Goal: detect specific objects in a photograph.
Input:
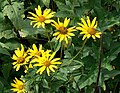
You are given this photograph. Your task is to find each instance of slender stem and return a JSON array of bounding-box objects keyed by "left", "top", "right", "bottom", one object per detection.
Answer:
[
  {"left": 69, "top": 38, "right": 87, "bottom": 62},
  {"left": 94, "top": 33, "right": 103, "bottom": 93},
  {"left": 60, "top": 41, "right": 63, "bottom": 58},
  {"left": 46, "top": 30, "right": 52, "bottom": 51}
]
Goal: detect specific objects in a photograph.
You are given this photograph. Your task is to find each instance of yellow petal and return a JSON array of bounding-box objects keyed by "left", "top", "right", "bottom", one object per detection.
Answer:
[
  {"left": 43, "top": 9, "right": 51, "bottom": 16},
  {"left": 50, "top": 65, "right": 58, "bottom": 69},
  {"left": 92, "top": 35, "right": 96, "bottom": 39},
  {"left": 82, "top": 35, "right": 87, "bottom": 40},
  {"left": 53, "top": 32, "right": 60, "bottom": 36},
  {"left": 30, "top": 21, "right": 37, "bottom": 25},
  {"left": 51, "top": 61, "right": 62, "bottom": 64},
  {"left": 41, "top": 22, "right": 45, "bottom": 28},
  {"left": 64, "top": 17, "right": 70, "bottom": 27},
  {"left": 12, "top": 54, "right": 17, "bottom": 60},
  {"left": 95, "top": 34, "right": 100, "bottom": 38},
  {"left": 59, "top": 35, "right": 64, "bottom": 42},
  {"left": 67, "top": 26, "right": 76, "bottom": 32},
  {"left": 64, "top": 36, "right": 68, "bottom": 44},
  {"left": 87, "top": 16, "right": 91, "bottom": 27},
  {"left": 51, "top": 58, "right": 60, "bottom": 62},
  {"left": 76, "top": 27, "right": 87, "bottom": 32},
  {"left": 94, "top": 21, "right": 98, "bottom": 28},
  {"left": 81, "top": 18, "right": 88, "bottom": 27},
  {"left": 27, "top": 17, "right": 37, "bottom": 20},
  {"left": 32, "top": 44, "right": 38, "bottom": 52},
  {"left": 28, "top": 12, "right": 38, "bottom": 18},
  {"left": 91, "top": 17, "right": 97, "bottom": 27},
  {"left": 56, "top": 34, "right": 61, "bottom": 40},
  {"left": 67, "top": 33, "right": 75, "bottom": 36},
  {"left": 49, "top": 52, "right": 56, "bottom": 61},
  {"left": 45, "top": 12, "right": 55, "bottom": 19},
  {"left": 44, "top": 19, "right": 54, "bottom": 23},
  {"left": 49, "top": 65, "right": 55, "bottom": 72},
  {"left": 16, "top": 65, "right": 20, "bottom": 71},
  {"left": 35, "top": 5, "right": 42, "bottom": 16},
  {"left": 86, "top": 34, "right": 91, "bottom": 38},
  {"left": 47, "top": 67, "right": 50, "bottom": 76}
]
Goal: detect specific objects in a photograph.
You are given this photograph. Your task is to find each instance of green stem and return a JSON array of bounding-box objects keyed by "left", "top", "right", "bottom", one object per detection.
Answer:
[
  {"left": 94, "top": 33, "right": 103, "bottom": 93},
  {"left": 46, "top": 30, "right": 52, "bottom": 51},
  {"left": 60, "top": 41, "right": 64, "bottom": 58},
  {"left": 69, "top": 38, "right": 87, "bottom": 62}
]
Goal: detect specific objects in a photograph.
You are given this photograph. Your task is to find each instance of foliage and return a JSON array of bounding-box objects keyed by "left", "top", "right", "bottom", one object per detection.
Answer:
[{"left": 0, "top": 0, "right": 120, "bottom": 93}]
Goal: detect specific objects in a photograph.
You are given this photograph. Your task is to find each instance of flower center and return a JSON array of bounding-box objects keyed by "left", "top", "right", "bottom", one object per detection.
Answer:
[
  {"left": 44, "top": 60, "right": 51, "bottom": 67},
  {"left": 88, "top": 28, "right": 96, "bottom": 35},
  {"left": 17, "top": 57, "right": 25, "bottom": 64},
  {"left": 18, "top": 85, "right": 23, "bottom": 90},
  {"left": 35, "top": 51, "right": 42, "bottom": 57},
  {"left": 59, "top": 26, "right": 68, "bottom": 34},
  {"left": 38, "top": 16, "right": 45, "bottom": 22}
]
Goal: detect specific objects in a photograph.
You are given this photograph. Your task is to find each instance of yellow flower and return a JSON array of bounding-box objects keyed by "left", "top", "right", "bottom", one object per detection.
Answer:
[
  {"left": 28, "top": 44, "right": 44, "bottom": 58},
  {"left": 34, "top": 52, "right": 62, "bottom": 76},
  {"left": 12, "top": 44, "right": 30, "bottom": 71},
  {"left": 27, "top": 5, "right": 55, "bottom": 28},
  {"left": 76, "top": 16, "right": 102, "bottom": 40},
  {"left": 11, "top": 77, "right": 26, "bottom": 93},
  {"left": 52, "top": 17, "right": 76, "bottom": 44}
]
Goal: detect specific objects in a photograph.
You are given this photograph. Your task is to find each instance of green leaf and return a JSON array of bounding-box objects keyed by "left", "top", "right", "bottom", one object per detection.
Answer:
[
  {"left": 2, "top": 1, "right": 24, "bottom": 29},
  {"left": 2, "top": 63, "right": 12, "bottom": 80},
  {"left": 78, "top": 69, "right": 97, "bottom": 89},
  {"left": 42, "top": 0, "right": 50, "bottom": 8},
  {"left": 0, "top": 30, "right": 15, "bottom": 39},
  {"left": 42, "top": 79, "right": 49, "bottom": 89},
  {"left": 0, "top": 46, "right": 10, "bottom": 56},
  {"left": 20, "top": 20, "right": 46, "bottom": 37},
  {"left": 103, "top": 69, "right": 120, "bottom": 80}
]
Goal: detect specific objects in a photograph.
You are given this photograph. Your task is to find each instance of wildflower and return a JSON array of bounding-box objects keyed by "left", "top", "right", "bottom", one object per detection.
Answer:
[
  {"left": 34, "top": 52, "right": 62, "bottom": 76},
  {"left": 27, "top": 5, "right": 55, "bottom": 28},
  {"left": 11, "top": 77, "right": 26, "bottom": 93},
  {"left": 76, "top": 16, "right": 102, "bottom": 40},
  {"left": 12, "top": 44, "right": 30, "bottom": 71},
  {"left": 28, "top": 44, "right": 44, "bottom": 58},
  {"left": 52, "top": 17, "right": 76, "bottom": 44}
]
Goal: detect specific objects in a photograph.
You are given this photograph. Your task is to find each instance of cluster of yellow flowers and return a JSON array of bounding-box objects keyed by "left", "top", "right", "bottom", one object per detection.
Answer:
[
  {"left": 11, "top": 44, "right": 62, "bottom": 93},
  {"left": 27, "top": 5, "right": 102, "bottom": 43},
  {"left": 11, "top": 5, "right": 102, "bottom": 93},
  {"left": 12, "top": 44, "right": 62, "bottom": 76}
]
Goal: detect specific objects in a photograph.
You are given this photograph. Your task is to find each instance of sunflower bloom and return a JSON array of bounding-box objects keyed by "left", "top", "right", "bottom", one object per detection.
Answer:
[
  {"left": 34, "top": 52, "right": 62, "bottom": 76},
  {"left": 11, "top": 77, "right": 26, "bottom": 93},
  {"left": 52, "top": 17, "right": 76, "bottom": 44},
  {"left": 27, "top": 5, "right": 55, "bottom": 28},
  {"left": 12, "top": 44, "right": 30, "bottom": 71},
  {"left": 76, "top": 16, "right": 102, "bottom": 40}
]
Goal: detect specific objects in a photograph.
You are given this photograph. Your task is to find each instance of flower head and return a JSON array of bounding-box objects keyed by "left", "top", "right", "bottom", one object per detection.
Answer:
[
  {"left": 28, "top": 44, "right": 44, "bottom": 58},
  {"left": 52, "top": 17, "right": 76, "bottom": 44},
  {"left": 11, "top": 77, "right": 26, "bottom": 93},
  {"left": 12, "top": 44, "right": 30, "bottom": 71},
  {"left": 76, "top": 16, "right": 102, "bottom": 40},
  {"left": 34, "top": 52, "right": 62, "bottom": 76},
  {"left": 27, "top": 5, "right": 55, "bottom": 28}
]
